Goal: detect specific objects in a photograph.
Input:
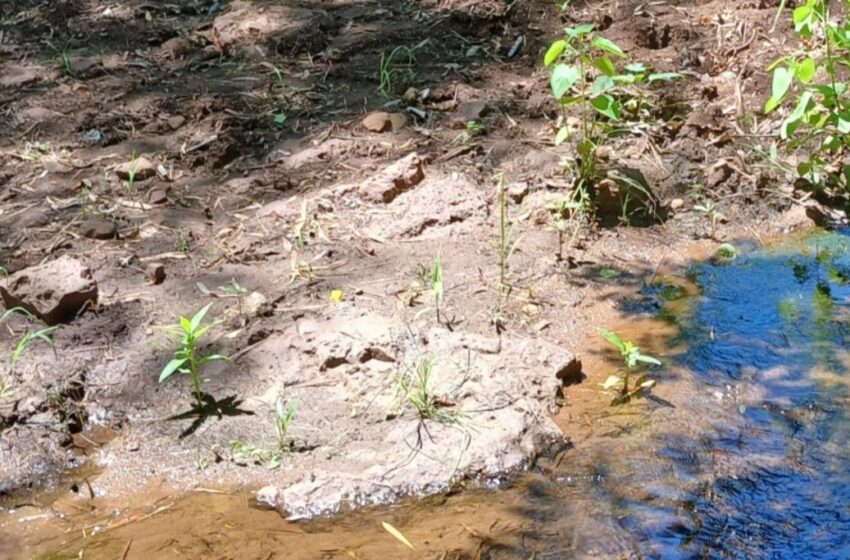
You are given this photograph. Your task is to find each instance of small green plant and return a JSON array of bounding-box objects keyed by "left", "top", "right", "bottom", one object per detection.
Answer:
[
  {"left": 379, "top": 45, "right": 415, "bottom": 98},
  {"left": 431, "top": 251, "right": 444, "bottom": 324},
  {"left": 694, "top": 200, "right": 719, "bottom": 239},
  {"left": 1, "top": 308, "right": 58, "bottom": 373},
  {"left": 543, "top": 24, "right": 680, "bottom": 198},
  {"left": 466, "top": 120, "right": 486, "bottom": 136},
  {"left": 229, "top": 440, "right": 281, "bottom": 470},
  {"left": 598, "top": 328, "right": 660, "bottom": 404},
  {"left": 176, "top": 230, "right": 190, "bottom": 253},
  {"left": 46, "top": 41, "right": 74, "bottom": 77},
  {"left": 273, "top": 396, "right": 297, "bottom": 450},
  {"left": 395, "top": 357, "right": 459, "bottom": 424},
  {"left": 546, "top": 198, "right": 582, "bottom": 262},
  {"left": 159, "top": 303, "right": 226, "bottom": 408},
  {"left": 763, "top": 0, "right": 850, "bottom": 190},
  {"left": 220, "top": 279, "right": 247, "bottom": 316},
  {"left": 272, "top": 66, "right": 285, "bottom": 90}
]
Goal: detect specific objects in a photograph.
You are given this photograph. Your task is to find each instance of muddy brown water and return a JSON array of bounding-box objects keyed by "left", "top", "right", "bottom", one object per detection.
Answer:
[{"left": 6, "top": 230, "right": 850, "bottom": 559}]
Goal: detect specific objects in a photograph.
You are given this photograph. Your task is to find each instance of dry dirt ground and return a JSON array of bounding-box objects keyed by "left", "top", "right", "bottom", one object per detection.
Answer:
[{"left": 0, "top": 0, "right": 826, "bottom": 550}]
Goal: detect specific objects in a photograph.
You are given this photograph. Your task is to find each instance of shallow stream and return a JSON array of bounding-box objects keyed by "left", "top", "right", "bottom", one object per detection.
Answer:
[{"left": 7, "top": 230, "right": 850, "bottom": 559}]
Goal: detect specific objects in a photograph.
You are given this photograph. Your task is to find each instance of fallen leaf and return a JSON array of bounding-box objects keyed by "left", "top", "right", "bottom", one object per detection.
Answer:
[{"left": 382, "top": 521, "right": 414, "bottom": 550}]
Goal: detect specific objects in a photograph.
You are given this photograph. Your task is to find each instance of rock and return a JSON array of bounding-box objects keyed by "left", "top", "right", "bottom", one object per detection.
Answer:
[
  {"left": 402, "top": 87, "right": 418, "bottom": 104},
  {"left": 707, "top": 160, "right": 733, "bottom": 189},
  {"left": 0, "top": 256, "right": 98, "bottom": 325},
  {"left": 595, "top": 167, "right": 664, "bottom": 226},
  {"left": 358, "top": 153, "right": 425, "bottom": 203},
  {"left": 167, "top": 116, "right": 186, "bottom": 130},
  {"left": 669, "top": 198, "right": 684, "bottom": 211},
  {"left": 145, "top": 263, "right": 166, "bottom": 285},
  {"left": 451, "top": 101, "right": 489, "bottom": 128},
  {"left": 115, "top": 157, "right": 156, "bottom": 181},
  {"left": 145, "top": 188, "right": 168, "bottom": 205},
  {"left": 80, "top": 218, "right": 117, "bottom": 240},
  {"left": 254, "top": 485, "right": 281, "bottom": 511},
  {"left": 0, "top": 65, "right": 40, "bottom": 88},
  {"left": 212, "top": 0, "right": 319, "bottom": 49},
  {"left": 507, "top": 181, "right": 529, "bottom": 203},
  {"left": 555, "top": 356, "right": 584, "bottom": 386},
  {"left": 361, "top": 112, "right": 406, "bottom": 133}
]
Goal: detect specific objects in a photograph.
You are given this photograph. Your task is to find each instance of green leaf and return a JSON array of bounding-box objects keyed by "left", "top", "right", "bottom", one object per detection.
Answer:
[
  {"left": 554, "top": 126, "right": 569, "bottom": 146},
  {"left": 190, "top": 303, "right": 213, "bottom": 332},
  {"left": 550, "top": 64, "right": 581, "bottom": 100},
  {"left": 770, "top": 66, "right": 794, "bottom": 106},
  {"left": 590, "top": 75, "right": 615, "bottom": 96},
  {"left": 179, "top": 316, "right": 192, "bottom": 333},
  {"left": 200, "top": 353, "right": 227, "bottom": 364},
  {"left": 598, "top": 268, "right": 621, "bottom": 279},
  {"left": 635, "top": 354, "right": 662, "bottom": 366},
  {"left": 625, "top": 62, "right": 647, "bottom": 74},
  {"left": 591, "top": 36, "right": 625, "bottom": 58},
  {"left": 592, "top": 56, "right": 616, "bottom": 77},
  {"left": 597, "top": 328, "right": 625, "bottom": 352},
  {"left": 544, "top": 40, "right": 567, "bottom": 66},
  {"left": 781, "top": 90, "right": 812, "bottom": 139},
  {"left": 603, "top": 375, "right": 622, "bottom": 389},
  {"left": 795, "top": 57, "right": 816, "bottom": 83},
  {"left": 160, "top": 357, "right": 188, "bottom": 382},
  {"left": 764, "top": 95, "right": 781, "bottom": 114},
  {"left": 565, "top": 23, "right": 594, "bottom": 38},
  {"left": 591, "top": 94, "right": 621, "bottom": 120}
]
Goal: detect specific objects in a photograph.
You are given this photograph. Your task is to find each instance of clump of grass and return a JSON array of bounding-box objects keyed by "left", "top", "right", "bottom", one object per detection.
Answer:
[
  {"left": 395, "top": 357, "right": 460, "bottom": 425},
  {"left": 274, "top": 396, "right": 297, "bottom": 450},
  {"left": 158, "top": 303, "right": 226, "bottom": 408},
  {"left": 45, "top": 41, "right": 74, "bottom": 77},
  {"left": 0, "top": 307, "right": 58, "bottom": 394},
  {"left": 378, "top": 45, "right": 417, "bottom": 97}
]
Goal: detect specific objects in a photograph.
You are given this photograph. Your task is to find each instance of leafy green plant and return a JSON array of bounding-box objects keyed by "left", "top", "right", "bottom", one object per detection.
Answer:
[
  {"left": 395, "top": 357, "right": 459, "bottom": 424},
  {"left": 466, "top": 120, "right": 486, "bottom": 136},
  {"left": 598, "top": 328, "right": 660, "bottom": 403},
  {"left": 763, "top": 0, "right": 850, "bottom": 190},
  {"left": 379, "top": 46, "right": 415, "bottom": 98},
  {"left": 694, "top": 200, "right": 719, "bottom": 239},
  {"left": 715, "top": 242, "right": 738, "bottom": 261},
  {"left": 543, "top": 24, "right": 680, "bottom": 202},
  {"left": 274, "top": 396, "right": 297, "bottom": 450},
  {"left": 159, "top": 303, "right": 226, "bottom": 408},
  {"left": 220, "top": 279, "right": 247, "bottom": 316},
  {"left": 229, "top": 440, "right": 281, "bottom": 470}
]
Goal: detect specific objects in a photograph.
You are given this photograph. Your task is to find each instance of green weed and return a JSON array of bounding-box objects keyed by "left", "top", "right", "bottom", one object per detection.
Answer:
[
  {"left": 45, "top": 41, "right": 74, "bottom": 77},
  {"left": 764, "top": 0, "right": 850, "bottom": 190},
  {"left": 159, "top": 303, "right": 226, "bottom": 408},
  {"left": 379, "top": 46, "right": 415, "bottom": 98},
  {"left": 0, "top": 307, "right": 58, "bottom": 393},
  {"left": 694, "top": 200, "right": 719, "bottom": 239},
  {"left": 274, "top": 396, "right": 297, "bottom": 450},
  {"left": 395, "top": 357, "right": 460, "bottom": 425},
  {"left": 598, "top": 328, "right": 660, "bottom": 404},
  {"left": 431, "top": 252, "right": 444, "bottom": 324}
]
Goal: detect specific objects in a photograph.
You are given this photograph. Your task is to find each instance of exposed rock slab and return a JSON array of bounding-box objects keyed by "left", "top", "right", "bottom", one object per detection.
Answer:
[
  {"left": 243, "top": 310, "right": 581, "bottom": 519},
  {"left": 0, "top": 256, "right": 98, "bottom": 325}
]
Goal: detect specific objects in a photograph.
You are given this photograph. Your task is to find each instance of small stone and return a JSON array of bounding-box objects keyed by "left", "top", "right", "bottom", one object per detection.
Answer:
[
  {"left": 80, "top": 218, "right": 117, "bottom": 240},
  {"left": 452, "top": 101, "right": 489, "bottom": 128},
  {"left": 115, "top": 157, "right": 156, "bottom": 181},
  {"left": 167, "top": 115, "right": 186, "bottom": 130},
  {"left": 358, "top": 153, "right": 425, "bottom": 203},
  {"left": 507, "top": 181, "right": 529, "bottom": 203},
  {"left": 0, "top": 256, "right": 98, "bottom": 325},
  {"left": 402, "top": 87, "right": 417, "bottom": 104},
  {"left": 254, "top": 485, "right": 281, "bottom": 511},
  {"left": 145, "top": 188, "right": 168, "bottom": 205},
  {"left": 362, "top": 112, "right": 392, "bottom": 132},
  {"left": 669, "top": 198, "right": 684, "bottom": 211},
  {"left": 361, "top": 112, "right": 406, "bottom": 133},
  {"left": 145, "top": 263, "right": 166, "bottom": 285}
]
